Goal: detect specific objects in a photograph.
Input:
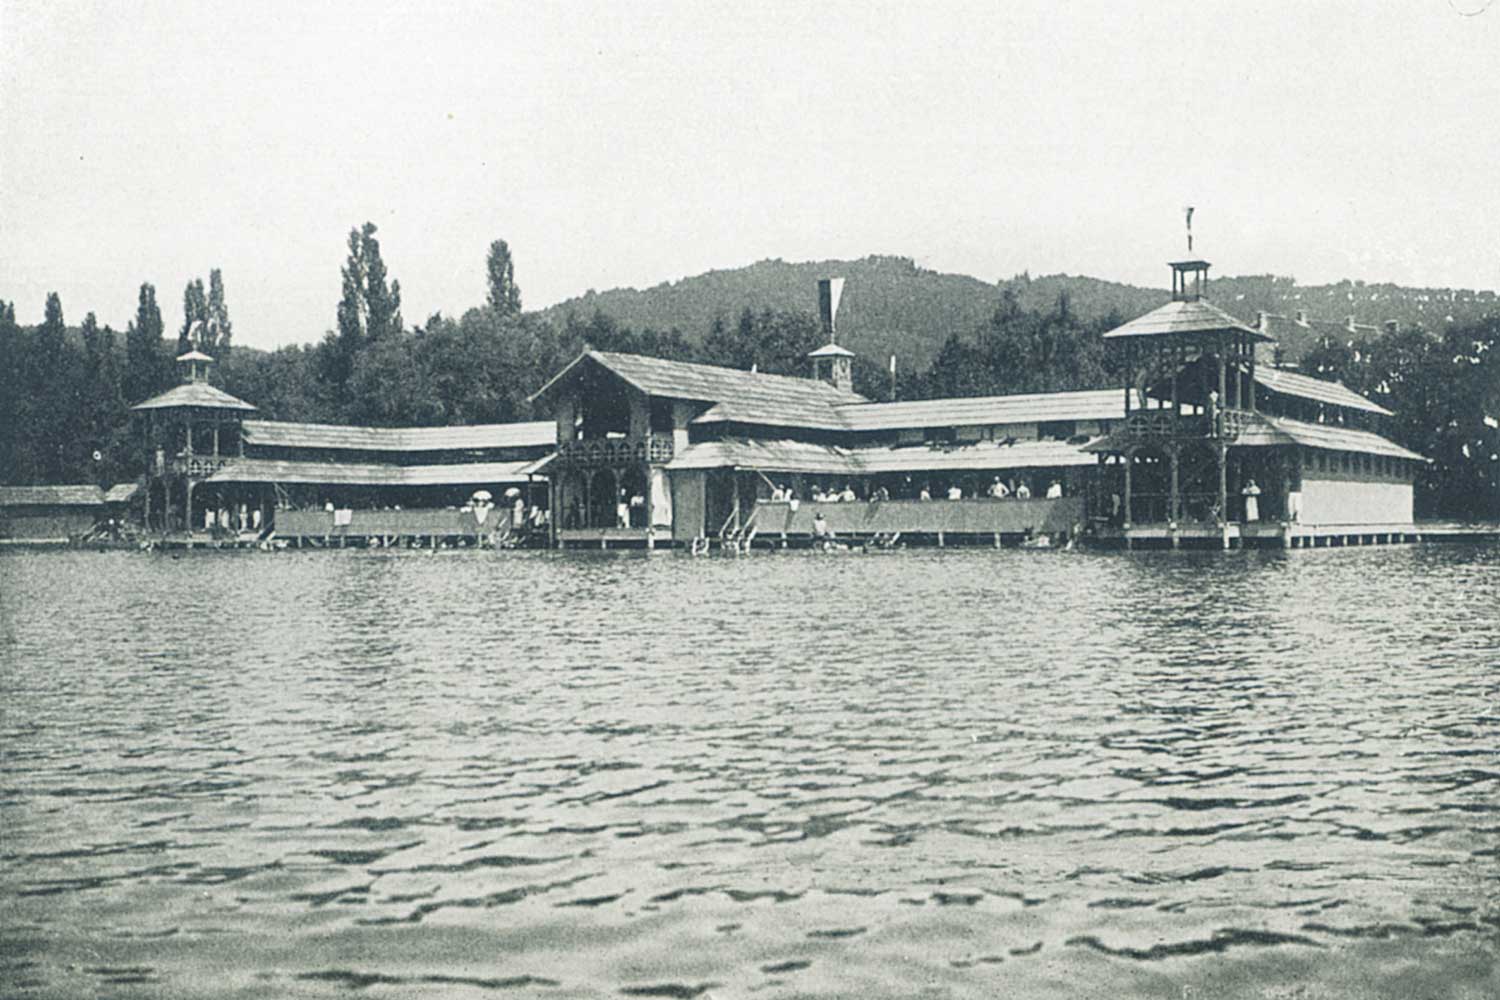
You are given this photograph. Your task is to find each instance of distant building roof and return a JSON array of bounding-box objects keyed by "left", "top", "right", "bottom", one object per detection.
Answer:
[
  {"left": 175, "top": 349, "right": 216, "bottom": 363},
  {"left": 204, "top": 457, "right": 547, "bottom": 487},
  {"left": 0, "top": 485, "right": 105, "bottom": 507},
  {"left": 807, "top": 343, "right": 856, "bottom": 358},
  {"left": 1254, "top": 367, "right": 1392, "bottom": 416},
  {"left": 242, "top": 420, "right": 554, "bottom": 452},
  {"left": 1104, "top": 299, "right": 1270, "bottom": 342},
  {"left": 130, "top": 382, "right": 257, "bottom": 412},
  {"left": 835, "top": 388, "right": 1125, "bottom": 432},
  {"left": 529, "top": 351, "right": 865, "bottom": 417}
]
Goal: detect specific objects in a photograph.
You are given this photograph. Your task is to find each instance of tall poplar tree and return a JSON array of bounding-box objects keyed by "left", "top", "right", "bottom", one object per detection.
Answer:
[
  {"left": 126, "top": 282, "right": 168, "bottom": 405},
  {"left": 486, "top": 239, "right": 522, "bottom": 316},
  {"left": 207, "top": 268, "right": 232, "bottom": 358},
  {"left": 180, "top": 278, "right": 207, "bottom": 353}
]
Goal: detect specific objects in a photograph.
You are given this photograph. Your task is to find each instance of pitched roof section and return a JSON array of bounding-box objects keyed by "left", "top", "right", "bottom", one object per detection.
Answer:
[
  {"left": 666, "top": 438, "right": 864, "bottom": 475},
  {"left": 104, "top": 482, "right": 142, "bottom": 504},
  {"left": 1103, "top": 299, "right": 1271, "bottom": 342},
  {"left": 835, "top": 388, "right": 1125, "bottom": 432},
  {"left": 204, "top": 458, "right": 542, "bottom": 487},
  {"left": 242, "top": 420, "right": 554, "bottom": 452},
  {"left": 0, "top": 485, "right": 105, "bottom": 506},
  {"left": 530, "top": 350, "right": 864, "bottom": 415},
  {"left": 130, "top": 382, "right": 258, "bottom": 412},
  {"left": 666, "top": 437, "right": 1097, "bottom": 475},
  {"left": 1258, "top": 417, "right": 1424, "bottom": 461},
  {"left": 1253, "top": 368, "right": 1392, "bottom": 416}
]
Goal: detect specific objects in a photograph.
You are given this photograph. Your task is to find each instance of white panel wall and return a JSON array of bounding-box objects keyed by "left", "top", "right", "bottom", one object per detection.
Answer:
[{"left": 1300, "top": 476, "right": 1413, "bottom": 525}]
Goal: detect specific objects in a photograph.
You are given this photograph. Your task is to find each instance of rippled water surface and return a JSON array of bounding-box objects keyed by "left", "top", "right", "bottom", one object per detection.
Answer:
[{"left": 2, "top": 545, "right": 1498, "bottom": 999}]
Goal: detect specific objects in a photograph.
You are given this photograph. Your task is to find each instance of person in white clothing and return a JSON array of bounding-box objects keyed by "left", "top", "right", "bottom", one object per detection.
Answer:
[{"left": 1242, "top": 479, "right": 1262, "bottom": 522}]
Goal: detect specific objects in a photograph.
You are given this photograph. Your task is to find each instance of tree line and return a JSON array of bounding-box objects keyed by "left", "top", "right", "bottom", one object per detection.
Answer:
[{"left": 1, "top": 225, "right": 1495, "bottom": 520}]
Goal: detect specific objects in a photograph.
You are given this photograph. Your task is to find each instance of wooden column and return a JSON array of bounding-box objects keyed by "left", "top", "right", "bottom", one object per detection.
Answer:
[
  {"left": 212, "top": 420, "right": 220, "bottom": 457},
  {"left": 1169, "top": 446, "right": 1180, "bottom": 525},
  {"left": 1123, "top": 449, "right": 1133, "bottom": 527},
  {"left": 1247, "top": 334, "right": 1257, "bottom": 412}
]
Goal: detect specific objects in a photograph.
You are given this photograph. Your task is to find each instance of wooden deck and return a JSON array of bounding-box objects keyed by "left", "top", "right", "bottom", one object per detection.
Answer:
[{"left": 1090, "top": 520, "right": 1500, "bottom": 550}]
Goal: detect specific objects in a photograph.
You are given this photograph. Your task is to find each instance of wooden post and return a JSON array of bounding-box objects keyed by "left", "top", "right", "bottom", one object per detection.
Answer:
[
  {"left": 1169, "top": 445, "right": 1180, "bottom": 527},
  {"left": 185, "top": 480, "right": 194, "bottom": 535},
  {"left": 1123, "top": 449, "right": 1133, "bottom": 528}
]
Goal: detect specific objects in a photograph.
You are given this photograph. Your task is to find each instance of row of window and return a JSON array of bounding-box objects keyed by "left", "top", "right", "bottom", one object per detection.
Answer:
[{"left": 1308, "top": 449, "right": 1407, "bottom": 478}]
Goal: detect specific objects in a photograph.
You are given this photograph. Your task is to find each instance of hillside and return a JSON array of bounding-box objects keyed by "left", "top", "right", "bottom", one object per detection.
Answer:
[{"left": 540, "top": 256, "right": 1500, "bottom": 367}]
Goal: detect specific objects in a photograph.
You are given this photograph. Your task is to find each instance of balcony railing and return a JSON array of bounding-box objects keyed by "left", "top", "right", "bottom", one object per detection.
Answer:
[
  {"left": 172, "top": 455, "right": 235, "bottom": 479},
  {"left": 557, "top": 434, "right": 674, "bottom": 468},
  {"left": 1122, "top": 409, "right": 1250, "bottom": 443}
]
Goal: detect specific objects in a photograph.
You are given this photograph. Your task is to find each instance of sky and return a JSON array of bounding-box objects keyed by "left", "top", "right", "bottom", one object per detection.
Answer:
[{"left": 3, "top": 0, "right": 1499, "bottom": 350}]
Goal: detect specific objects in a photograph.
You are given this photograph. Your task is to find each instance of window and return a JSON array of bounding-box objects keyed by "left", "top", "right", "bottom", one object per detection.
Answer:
[
  {"left": 924, "top": 426, "right": 956, "bottom": 444},
  {"left": 1038, "top": 420, "right": 1077, "bottom": 441}
]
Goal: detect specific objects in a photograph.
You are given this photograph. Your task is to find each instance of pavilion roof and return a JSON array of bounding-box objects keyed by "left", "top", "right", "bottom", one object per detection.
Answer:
[
  {"left": 130, "top": 382, "right": 257, "bottom": 412},
  {"left": 1083, "top": 413, "right": 1423, "bottom": 461},
  {"left": 1103, "top": 299, "right": 1271, "bottom": 342}
]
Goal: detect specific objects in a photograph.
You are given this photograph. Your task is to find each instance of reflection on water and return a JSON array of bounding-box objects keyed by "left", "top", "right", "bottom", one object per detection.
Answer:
[{"left": 1, "top": 545, "right": 1497, "bottom": 998}]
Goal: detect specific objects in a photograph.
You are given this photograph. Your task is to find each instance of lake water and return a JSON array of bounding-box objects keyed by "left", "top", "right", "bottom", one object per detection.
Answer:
[{"left": 1, "top": 545, "right": 1497, "bottom": 999}]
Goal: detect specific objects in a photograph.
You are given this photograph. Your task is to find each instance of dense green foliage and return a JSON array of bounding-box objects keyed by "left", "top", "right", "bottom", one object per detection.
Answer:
[{"left": 2, "top": 232, "right": 1496, "bottom": 520}]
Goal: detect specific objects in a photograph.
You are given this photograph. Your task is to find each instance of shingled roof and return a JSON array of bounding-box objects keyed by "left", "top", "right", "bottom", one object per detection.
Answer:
[
  {"left": 204, "top": 457, "right": 547, "bottom": 487},
  {"left": 1254, "top": 367, "right": 1392, "bottom": 416},
  {"left": 530, "top": 351, "right": 864, "bottom": 421},
  {"left": 130, "top": 382, "right": 257, "bottom": 412},
  {"left": 666, "top": 437, "right": 1098, "bottom": 475},
  {"left": 1104, "top": 299, "right": 1271, "bottom": 342},
  {"left": 836, "top": 388, "right": 1124, "bottom": 432},
  {"left": 0, "top": 485, "right": 105, "bottom": 506},
  {"left": 242, "top": 420, "right": 554, "bottom": 452}
]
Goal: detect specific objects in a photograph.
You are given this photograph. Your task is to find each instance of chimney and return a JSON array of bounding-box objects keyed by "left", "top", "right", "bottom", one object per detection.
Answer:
[
  {"left": 1256, "top": 310, "right": 1269, "bottom": 333},
  {"left": 1295, "top": 310, "right": 1308, "bottom": 326},
  {"left": 1383, "top": 320, "right": 1399, "bottom": 335},
  {"left": 1345, "top": 315, "right": 1357, "bottom": 333}
]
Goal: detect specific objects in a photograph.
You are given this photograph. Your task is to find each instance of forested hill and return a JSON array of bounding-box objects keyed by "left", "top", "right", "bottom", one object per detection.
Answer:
[{"left": 540, "top": 256, "right": 1500, "bottom": 368}]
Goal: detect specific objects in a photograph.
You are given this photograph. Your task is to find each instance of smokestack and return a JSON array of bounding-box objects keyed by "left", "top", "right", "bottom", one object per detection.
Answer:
[{"left": 817, "top": 278, "right": 845, "bottom": 342}]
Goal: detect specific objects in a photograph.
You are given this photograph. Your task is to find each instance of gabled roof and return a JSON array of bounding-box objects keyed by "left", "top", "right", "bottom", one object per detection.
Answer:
[
  {"left": 1103, "top": 299, "right": 1270, "bottom": 341},
  {"left": 835, "top": 388, "right": 1124, "bottom": 432},
  {"left": 807, "top": 342, "right": 856, "bottom": 358},
  {"left": 1253, "top": 367, "right": 1392, "bottom": 416},
  {"left": 130, "top": 382, "right": 257, "bottom": 412},
  {"left": 529, "top": 351, "right": 865, "bottom": 417},
  {"left": 0, "top": 485, "right": 105, "bottom": 507},
  {"left": 203, "top": 458, "right": 545, "bottom": 487},
  {"left": 242, "top": 420, "right": 554, "bottom": 452}
]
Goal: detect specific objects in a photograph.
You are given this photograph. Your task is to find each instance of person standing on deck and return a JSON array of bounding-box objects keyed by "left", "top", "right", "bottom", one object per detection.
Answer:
[
  {"left": 989, "top": 477, "right": 1010, "bottom": 499},
  {"left": 1046, "top": 480, "right": 1063, "bottom": 499},
  {"left": 1015, "top": 480, "right": 1031, "bottom": 500},
  {"left": 1242, "top": 479, "right": 1262, "bottom": 523}
]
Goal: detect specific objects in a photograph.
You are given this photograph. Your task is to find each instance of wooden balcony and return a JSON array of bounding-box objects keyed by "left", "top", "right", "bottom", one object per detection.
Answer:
[
  {"left": 1119, "top": 408, "right": 1251, "bottom": 444},
  {"left": 557, "top": 434, "right": 674, "bottom": 468}
]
